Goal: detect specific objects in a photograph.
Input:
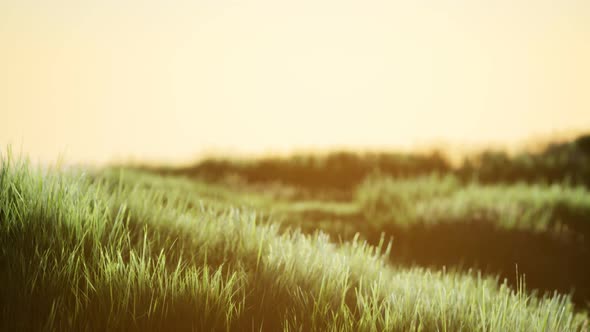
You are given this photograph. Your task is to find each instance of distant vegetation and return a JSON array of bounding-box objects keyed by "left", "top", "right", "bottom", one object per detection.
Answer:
[
  {"left": 2, "top": 134, "right": 590, "bottom": 330},
  {"left": 152, "top": 134, "right": 590, "bottom": 194}
]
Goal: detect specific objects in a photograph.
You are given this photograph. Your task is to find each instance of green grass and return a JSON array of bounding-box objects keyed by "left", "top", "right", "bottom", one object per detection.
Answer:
[
  {"left": 100, "top": 167, "right": 590, "bottom": 306},
  {"left": 229, "top": 173, "right": 590, "bottom": 307},
  {"left": 356, "top": 174, "right": 590, "bottom": 232},
  {"left": 99, "top": 167, "right": 590, "bottom": 307},
  {"left": 2, "top": 155, "right": 589, "bottom": 330}
]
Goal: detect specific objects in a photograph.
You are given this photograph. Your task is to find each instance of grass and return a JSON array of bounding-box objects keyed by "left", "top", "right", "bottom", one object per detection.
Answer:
[
  {"left": 356, "top": 174, "right": 590, "bottom": 232},
  {"left": 237, "top": 174, "right": 590, "bottom": 307},
  {"left": 1, "top": 153, "right": 589, "bottom": 331},
  {"left": 101, "top": 167, "right": 590, "bottom": 307},
  {"left": 105, "top": 159, "right": 590, "bottom": 305}
]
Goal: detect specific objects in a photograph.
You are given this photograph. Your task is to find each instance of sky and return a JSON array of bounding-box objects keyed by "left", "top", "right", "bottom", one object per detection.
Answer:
[{"left": 1, "top": 0, "right": 589, "bottom": 164}]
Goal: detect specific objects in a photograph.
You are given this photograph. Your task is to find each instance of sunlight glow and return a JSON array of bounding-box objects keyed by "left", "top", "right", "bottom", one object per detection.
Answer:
[{"left": 1, "top": 0, "right": 589, "bottom": 164}]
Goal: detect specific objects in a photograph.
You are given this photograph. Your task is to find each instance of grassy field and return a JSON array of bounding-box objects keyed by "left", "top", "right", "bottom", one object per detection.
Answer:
[{"left": 2, "top": 138, "right": 590, "bottom": 330}]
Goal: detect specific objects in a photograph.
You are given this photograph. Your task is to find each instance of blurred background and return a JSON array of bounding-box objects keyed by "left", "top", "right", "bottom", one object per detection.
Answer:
[{"left": 1, "top": 0, "right": 589, "bottom": 165}]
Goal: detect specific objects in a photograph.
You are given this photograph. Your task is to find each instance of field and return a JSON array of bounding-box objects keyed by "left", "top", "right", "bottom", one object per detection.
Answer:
[{"left": 1, "top": 136, "right": 590, "bottom": 331}]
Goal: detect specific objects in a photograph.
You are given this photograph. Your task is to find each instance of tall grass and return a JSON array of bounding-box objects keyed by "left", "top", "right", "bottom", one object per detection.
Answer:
[
  {"left": 0, "top": 155, "right": 588, "bottom": 331},
  {"left": 356, "top": 174, "right": 590, "bottom": 232}
]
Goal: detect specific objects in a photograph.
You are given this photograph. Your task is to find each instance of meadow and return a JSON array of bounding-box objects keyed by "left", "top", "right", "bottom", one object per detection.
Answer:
[{"left": 1, "top": 135, "right": 589, "bottom": 331}]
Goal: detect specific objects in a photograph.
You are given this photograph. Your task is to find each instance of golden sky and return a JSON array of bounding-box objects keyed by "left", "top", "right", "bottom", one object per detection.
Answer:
[{"left": 1, "top": 0, "right": 589, "bottom": 164}]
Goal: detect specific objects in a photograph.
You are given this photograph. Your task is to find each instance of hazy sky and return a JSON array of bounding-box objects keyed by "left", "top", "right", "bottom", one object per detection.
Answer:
[{"left": 1, "top": 0, "right": 589, "bottom": 164}]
